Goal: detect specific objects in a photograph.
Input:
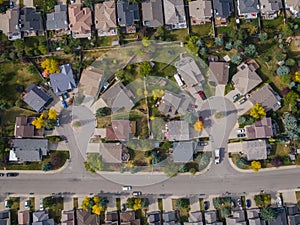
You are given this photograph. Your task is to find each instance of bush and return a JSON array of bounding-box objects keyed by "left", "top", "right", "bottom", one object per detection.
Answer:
[
  {"left": 270, "top": 157, "right": 283, "bottom": 167},
  {"left": 96, "top": 107, "right": 111, "bottom": 117},
  {"left": 277, "top": 66, "right": 290, "bottom": 76},
  {"left": 286, "top": 58, "right": 296, "bottom": 66},
  {"left": 236, "top": 157, "right": 249, "bottom": 169},
  {"left": 260, "top": 207, "right": 276, "bottom": 222},
  {"left": 42, "top": 162, "right": 52, "bottom": 171},
  {"left": 175, "top": 198, "right": 190, "bottom": 209},
  {"left": 189, "top": 168, "right": 197, "bottom": 175},
  {"left": 160, "top": 141, "right": 172, "bottom": 150}
]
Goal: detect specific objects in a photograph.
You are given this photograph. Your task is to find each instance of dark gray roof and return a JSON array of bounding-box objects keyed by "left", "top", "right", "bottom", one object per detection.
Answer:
[
  {"left": 10, "top": 139, "right": 48, "bottom": 162},
  {"left": 20, "top": 7, "right": 44, "bottom": 32},
  {"left": 173, "top": 142, "right": 195, "bottom": 162},
  {"left": 237, "top": 0, "right": 259, "bottom": 14},
  {"left": 0, "top": 211, "right": 9, "bottom": 220},
  {"left": 163, "top": 0, "right": 186, "bottom": 25},
  {"left": 286, "top": 204, "right": 299, "bottom": 215},
  {"left": 168, "top": 121, "right": 190, "bottom": 141},
  {"left": 50, "top": 64, "right": 76, "bottom": 95},
  {"left": 288, "top": 214, "right": 300, "bottom": 225},
  {"left": 24, "top": 84, "right": 53, "bottom": 112},
  {"left": 46, "top": 4, "right": 68, "bottom": 31},
  {"left": 142, "top": 0, "right": 164, "bottom": 27},
  {"left": 212, "top": 0, "right": 234, "bottom": 18},
  {"left": 117, "top": 0, "right": 140, "bottom": 27},
  {"left": 147, "top": 211, "right": 161, "bottom": 223},
  {"left": 268, "top": 207, "right": 287, "bottom": 225},
  {"left": 32, "top": 219, "right": 55, "bottom": 225},
  {"left": 162, "top": 211, "right": 176, "bottom": 222}
]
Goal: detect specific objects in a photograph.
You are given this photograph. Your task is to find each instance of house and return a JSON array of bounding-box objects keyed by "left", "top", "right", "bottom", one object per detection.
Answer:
[
  {"left": 105, "top": 211, "right": 119, "bottom": 224},
  {"left": 286, "top": 204, "right": 300, "bottom": 225},
  {"left": 260, "top": 0, "right": 282, "bottom": 19},
  {"left": 76, "top": 209, "right": 99, "bottom": 225},
  {"left": 168, "top": 120, "right": 190, "bottom": 141},
  {"left": 68, "top": 3, "right": 92, "bottom": 39},
  {"left": 208, "top": 61, "right": 230, "bottom": 85},
  {"left": 9, "top": 138, "right": 49, "bottom": 163},
  {"left": 0, "top": 210, "right": 10, "bottom": 225},
  {"left": 175, "top": 57, "right": 205, "bottom": 94},
  {"left": 80, "top": 66, "right": 105, "bottom": 97},
  {"left": 249, "top": 84, "right": 282, "bottom": 112},
  {"left": 245, "top": 117, "right": 274, "bottom": 140},
  {"left": 18, "top": 210, "right": 31, "bottom": 225},
  {"left": 0, "top": 8, "right": 21, "bottom": 40},
  {"left": 204, "top": 211, "right": 223, "bottom": 224},
  {"left": 46, "top": 4, "right": 68, "bottom": 31},
  {"left": 142, "top": 0, "right": 164, "bottom": 27},
  {"left": 232, "top": 63, "right": 262, "bottom": 96},
  {"left": 49, "top": 64, "right": 76, "bottom": 96},
  {"left": 99, "top": 143, "right": 126, "bottom": 163},
  {"left": 106, "top": 120, "right": 136, "bottom": 141},
  {"left": 117, "top": 0, "right": 140, "bottom": 34},
  {"left": 212, "top": 0, "right": 234, "bottom": 25},
  {"left": 246, "top": 208, "right": 264, "bottom": 225},
  {"left": 226, "top": 210, "right": 247, "bottom": 225},
  {"left": 20, "top": 7, "right": 44, "bottom": 36},
  {"left": 23, "top": 84, "right": 53, "bottom": 112},
  {"left": 237, "top": 0, "right": 259, "bottom": 19},
  {"left": 147, "top": 211, "right": 161, "bottom": 225},
  {"left": 14, "top": 116, "right": 44, "bottom": 138},
  {"left": 61, "top": 210, "right": 75, "bottom": 225},
  {"left": 120, "top": 210, "right": 140, "bottom": 225},
  {"left": 163, "top": 0, "right": 187, "bottom": 29},
  {"left": 184, "top": 211, "right": 204, "bottom": 225},
  {"left": 173, "top": 142, "right": 195, "bottom": 163},
  {"left": 101, "top": 82, "right": 135, "bottom": 112},
  {"left": 32, "top": 211, "right": 54, "bottom": 225},
  {"left": 269, "top": 207, "right": 287, "bottom": 225},
  {"left": 162, "top": 211, "right": 177, "bottom": 224},
  {"left": 285, "top": 0, "right": 300, "bottom": 17},
  {"left": 189, "top": 0, "right": 212, "bottom": 25},
  {"left": 95, "top": 1, "right": 117, "bottom": 36}
]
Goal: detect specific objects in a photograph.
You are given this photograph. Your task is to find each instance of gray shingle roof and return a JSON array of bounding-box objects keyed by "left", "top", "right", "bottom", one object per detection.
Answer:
[
  {"left": 117, "top": 0, "right": 140, "bottom": 27},
  {"left": 212, "top": 0, "right": 234, "bottom": 18},
  {"left": 46, "top": 4, "right": 68, "bottom": 31},
  {"left": 168, "top": 120, "right": 190, "bottom": 141},
  {"left": 189, "top": 0, "right": 212, "bottom": 19},
  {"left": 24, "top": 84, "right": 53, "bottom": 112},
  {"left": 50, "top": 64, "right": 76, "bottom": 95},
  {"left": 173, "top": 142, "right": 195, "bottom": 162},
  {"left": 208, "top": 61, "right": 229, "bottom": 85},
  {"left": 20, "top": 7, "right": 44, "bottom": 32},
  {"left": 142, "top": 0, "right": 164, "bottom": 27},
  {"left": 163, "top": 0, "right": 186, "bottom": 25},
  {"left": 237, "top": 0, "right": 259, "bottom": 15}
]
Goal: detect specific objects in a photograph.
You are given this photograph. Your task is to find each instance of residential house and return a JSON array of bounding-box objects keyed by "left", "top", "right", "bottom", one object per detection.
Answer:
[
  {"left": 18, "top": 210, "right": 30, "bottom": 225},
  {"left": 101, "top": 82, "right": 135, "bottom": 112},
  {"left": 173, "top": 142, "right": 195, "bottom": 163},
  {"left": 268, "top": 207, "right": 287, "bottom": 225},
  {"left": 167, "top": 120, "right": 190, "bottom": 141},
  {"left": 147, "top": 211, "right": 161, "bottom": 225},
  {"left": 237, "top": 0, "right": 259, "bottom": 19},
  {"left": 0, "top": 8, "right": 21, "bottom": 40},
  {"left": 204, "top": 211, "right": 223, "bottom": 224},
  {"left": 98, "top": 143, "right": 127, "bottom": 163},
  {"left": 184, "top": 211, "right": 204, "bottom": 225},
  {"left": 189, "top": 0, "right": 212, "bottom": 25},
  {"left": 175, "top": 57, "right": 205, "bottom": 94},
  {"left": 245, "top": 117, "right": 274, "bottom": 140},
  {"left": 117, "top": 0, "right": 140, "bottom": 34},
  {"left": 46, "top": 4, "right": 68, "bottom": 31},
  {"left": 23, "top": 83, "right": 53, "bottom": 112},
  {"left": 106, "top": 120, "right": 136, "bottom": 141},
  {"left": 80, "top": 66, "right": 105, "bottom": 97},
  {"left": 208, "top": 61, "right": 230, "bottom": 85},
  {"left": 285, "top": 0, "right": 300, "bottom": 17},
  {"left": 162, "top": 211, "right": 178, "bottom": 225},
  {"left": 247, "top": 208, "right": 264, "bottom": 225},
  {"left": 260, "top": 0, "right": 282, "bottom": 19},
  {"left": 32, "top": 211, "right": 54, "bottom": 225},
  {"left": 249, "top": 84, "right": 281, "bottom": 112},
  {"left": 68, "top": 3, "right": 92, "bottom": 39},
  {"left": 232, "top": 63, "right": 262, "bottom": 96},
  {"left": 120, "top": 210, "right": 140, "bottom": 225},
  {"left": 95, "top": 1, "right": 117, "bottom": 36},
  {"left": 14, "top": 116, "right": 44, "bottom": 138},
  {"left": 61, "top": 210, "right": 75, "bottom": 225},
  {"left": 20, "top": 7, "right": 44, "bottom": 36},
  {"left": 142, "top": 0, "right": 164, "bottom": 27},
  {"left": 49, "top": 64, "right": 76, "bottom": 96},
  {"left": 286, "top": 204, "right": 300, "bottom": 225},
  {"left": 0, "top": 210, "right": 10, "bottom": 225},
  {"left": 9, "top": 138, "right": 49, "bottom": 163},
  {"left": 226, "top": 210, "right": 247, "bottom": 225},
  {"left": 163, "top": 0, "right": 187, "bottom": 29},
  {"left": 76, "top": 209, "right": 99, "bottom": 225},
  {"left": 212, "top": 0, "right": 234, "bottom": 25},
  {"left": 105, "top": 211, "right": 119, "bottom": 225}
]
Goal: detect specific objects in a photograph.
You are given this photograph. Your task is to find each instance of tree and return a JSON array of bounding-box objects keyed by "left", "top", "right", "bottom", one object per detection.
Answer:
[
  {"left": 38, "top": 45, "right": 48, "bottom": 55},
  {"left": 139, "top": 62, "right": 152, "bottom": 76},
  {"left": 214, "top": 36, "right": 224, "bottom": 47},
  {"left": 154, "top": 26, "right": 166, "bottom": 40},
  {"left": 225, "top": 42, "right": 233, "bottom": 50},
  {"left": 231, "top": 54, "right": 243, "bottom": 65},
  {"left": 276, "top": 53, "right": 286, "bottom": 61},
  {"left": 185, "top": 36, "right": 200, "bottom": 54},
  {"left": 259, "top": 32, "right": 268, "bottom": 41},
  {"left": 92, "top": 204, "right": 102, "bottom": 215},
  {"left": 277, "top": 66, "right": 290, "bottom": 76},
  {"left": 184, "top": 113, "right": 197, "bottom": 124},
  {"left": 236, "top": 157, "right": 249, "bottom": 169},
  {"left": 292, "top": 72, "right": 300, "bottom": 83},
  {"left": 41, "top": 58, "right": 60, "bottom": 74},
  {"left": 199, "top": 47, "right": 207, "bottom": 55},
  {"left": 48, "top": 108, "right": 57, "bottom": 120},
  {"left": 81, "top": 197, "right": 91, "bottom": 210},
  {"left": 297, "top": 201, "right": 300, "bottom": 210},
  {"left": 141, "top": 198, "right": 149, "bottom": 208},
  {"left": 260, "top": 207, "right": 276, "bottom": 222},
  {"left": 213, "top": 197, "right": 221, "bottom": 209},
  {"left": 126, "top": 197, "right": 135, "bottom": 209},
  {"left": 142, "top": 37, "right": 150, "bottom": 47},
  {"left": 233, "top": 40, "right": 243, "bottom": 50},
  {"left": 282, "top": 23, "right": 294, "bottom": 37},
  {"left": 27, "top": 65, "right": 38, "bottom": 74},
  {"left": 83, "top": 0, "right": 94, "bottom": 8},
  {"left": 250, "top": 103, "right": 266, "bottom": 120},
  {"left": 175, "top": 198, "right": 190, "bottom": 209},
  {"left": 44, "top": 119, "right": 56, "bottom": 130},
  {"left": 284, "top": 114, "right": 300, "bottom": 140},
  {"left": 251, "top": 161, "right": 261, "bottom": 173},
  {"left": 193, "top": 120, "right": 204, "bottom": 131},
  {"left": 152, "top": 89, "right": 164, "bottom": 99},
  {"left": 163, "top": 162, "right": 179, "bottom": 177},
  {"left": 237, "top": 28, "right": 248, "bottom": 41},
  {"left": 254, "top": 194, "right": 264, "bottom": 207},
  {"left": 284, "top": 90, "right": 299, "bottom": 107},
  {"left": 221, "top": 207, "right": 231, "bottom": 217},
  {"left": 96, "top": 107, "right": 110, "bottom": 117},
  {"left": 133, "top": 198, "right": 142, "bottom": 210},
  {"left": 245, "top": 44, "right": 257, "bottom": 57},
  {"left": 13, "top": 39, "right": 25, "bottom": 51},
  {"left": 32, "top": 115, "right": 45, "bottom": 129},
  {"left": 286, "top": 58, "right": 296, "bottom": 67},
  {"left": 42, "top": 162, "right": 52, "bottom": 171},
  {"left": 160, "top": 141, "right": 172, "bottom": 150}
]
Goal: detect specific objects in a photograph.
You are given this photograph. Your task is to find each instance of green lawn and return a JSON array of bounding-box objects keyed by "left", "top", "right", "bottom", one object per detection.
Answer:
[
  {"left": 29, "top": 197, "right": 35, "bottom": 211},
  {"left": 269, "top": 144, "right": 290, "bottom": 157},
  {"left": 116, "top": 198, "right": 121, "bottom": 211},
  {"left": 296, "top": 191, "right": 300, "bottom": 202},
  {"left": 44, "top": 197, "right": 64, "bottom": 224},
  {"left": 9, "top": 197, "right": 20, "bottom": 225},
  {"left": 166, "top": 28, "right": 189, "bottom": 41},
  {"left": 24, "top": 36, "right": 47, "bottom": 48},
  {"left": 158, "top": 198, "right": 163, "bottom": 211},
  {"left": 216, "top": 17, "right": 236, "bottom": 35},
  {"left": 97, "top": 36, "right": 119, "bottom": 47},
  {"left": 172, "top": 199, "right": 190, "bottom": 223},
  {"left": 191, "top": 24, "right": 212, "bottom": 37}
]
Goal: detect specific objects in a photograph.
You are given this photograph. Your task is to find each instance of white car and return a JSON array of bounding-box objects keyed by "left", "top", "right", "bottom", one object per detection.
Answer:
[
  {"left": 277, "top": 197, "right": 282, "bottom": 207},
  {"left": 4, "top": 200, "right": 9, "bottom": 209},
  {"left": 122, "top": 186, "right": 132, "bottom": 191},
  {"left": 214, "top": 149, "right": 220, "bottom": 164},
  {"left": 236, "top": 129, "right": 245, "bottom": 133},
  {"left": 24, "top": 200, "right": 30, "bottom": 209},
  {"left": 40, "top": 199, "right": 44, "bottom": 210}
]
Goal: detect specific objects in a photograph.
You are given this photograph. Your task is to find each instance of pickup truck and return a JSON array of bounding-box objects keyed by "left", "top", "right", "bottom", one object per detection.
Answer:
[{"left": 214, "top": 149, "right": 220, "bottom": 164}]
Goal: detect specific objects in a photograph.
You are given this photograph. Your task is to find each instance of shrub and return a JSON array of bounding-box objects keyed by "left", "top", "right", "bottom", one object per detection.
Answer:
[
  {"left": 175, "top": 198, "right": 190, "bottom": 209},
  {"left": 189, "top": 168, "right": 197, "bottom": 175},
  {"left": 270, "top": 157, "right": 283, "bottom": 167},
  {"left": 277, "top": 66, "right": 290, "bottom": 76},
  {"left": 42, "top": 162, "right": 52, "bottom": 171},
  {"left": 236, "top": 157, "right": 249, "bottom": 169},
  {"left": 260, "top": 207, "right": 276, "bottom": 222}
]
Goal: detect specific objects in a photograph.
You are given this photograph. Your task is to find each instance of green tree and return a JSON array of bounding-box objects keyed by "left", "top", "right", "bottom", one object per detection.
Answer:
[
  {"left": 212, "top": 197, "right": 221, "bottom": 209},
  {"left": 285, "top": 58, "right": 296, "bottom": 66},
  {"left": 163, "top": 162, "right": 179, "bottom": 177},
  {"left": 83, "top": 0, "right": 94, "bottom": 8},
  {"left": 96, "top": 107, "right": 110, "bottom": 117},
  {"left": 221, "top": 207, "right": 231, "bottom": 217},
  {"left": 254, "top": 194, "right": 264, "bottom": 207},
  {"left": 236, "top": 157, "right": 249, "bottom": 169},
  {"left": 277, "top": 66, "right": 290, "bottom": 76},
  {"left": 139, "top": 62, "right": 152, "bottom": 76},
  {"left": 245, "top": 44, "right": 257, "bottom": 57},
  {"left": 233, "top": 40, "right": 243, "bottom": 50},
  {"left": 44, "top": 119, "right": 56, "bottom": 130},
  {"left": 284, "top": 90, "right": 299, "bottom": 107},
  {"left": 199, "top": 47, "right": 207, "bottom": 55},
  {"left": 126, "top": 197, "right": 135, "bottom": 209},
  {"left": 282, "top": 23, "right": 294, "bottom": 37},
  {"left": 237, "top": 28, "right": 248, "bottom": 41},
  {"left": 42, "top": 162, "right": 52, "bottom": 171},
  {"left": 231, "top": 54, "right": 243, "bottom": 65},
  {"left": 184, "top": 113, "right": 197, "bottom": 124},
  {"left": 185, "top": 36, "right": 200, "bottom": 54},
  {"left": 13, "top": 39, "right": 25, "bottom": 51},
  {"left": 175, "top": 198, "right": 190, "bottom": 209},
  {"left": 225, "top": 42, "right": 233, "bottom": 50},
  {"left": 261, "top": 207, "right": 276, "bottom": 222},
  {"left": 297, "top": 201, "right": 300, "bottom": 210},
  {"left": 160, "top": 141, "right": 172, "bottom": 150},
  {"left": 284, "top": 113, "right": 300, "bottom": 140},
  {"left": 154, "top": 26, "right": 166, "bottom": 40},
  {"left": 259, "top": 32, "right": 268, "bottom": 41},
  {"left": 214, "top": 36, "right": 224, "bottom": 47}
]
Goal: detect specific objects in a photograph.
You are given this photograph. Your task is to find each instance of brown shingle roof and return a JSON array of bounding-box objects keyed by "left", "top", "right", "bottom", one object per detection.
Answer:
[
  {"left": 245, "top": 117, "right": 273, "bottom": 139},
  {"left": 80, "top": 66, "right": 104, "bottom": 97},
  {"left": 14, "top": 116, "right": 44, "bottom": 138},
  {"left": 208, "top": 62, "right": 229, "bottom": 85},
  {"left": 106, "top": 211, "right": 119, "bottom": 222},
  {"left": 95, "top": 1, "right": 117, "bottom": 34},
  {"left": 106, "top": 120, "right": 132, "bottom": 141},
  {"left": 68, "top": 4, "right": 92, "bottom": 38},
  {"left": 76, "top": 209, "right": 99, "bottom": 225},
  {"left": 120, "top": 211, "right": 136, "bottom": 222},
  {"left": 18, "top": 210, "right": 30, "bottom": 225}
]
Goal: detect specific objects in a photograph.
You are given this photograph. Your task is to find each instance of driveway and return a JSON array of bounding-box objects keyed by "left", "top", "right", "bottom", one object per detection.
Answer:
[{"left": 281, "top": 189, "right": 297, "bottom": 204}]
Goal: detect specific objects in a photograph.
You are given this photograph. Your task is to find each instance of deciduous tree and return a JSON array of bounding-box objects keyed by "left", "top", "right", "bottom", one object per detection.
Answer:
[
  {"left": 251, "top": 161, "right": 261, "bottom": 173},
  {"left": 193, "top": 121, "right": 204, "bottom": 131},
  {"left": 249, "top": 103, "right": 266, "bottom": 120},
  {"left": 81, "top": 197, "right": 91, "bottom": 210},
  {"left": 48, "top": 108, "right": 57, "bottom": 120},
  {"left": 32, "top": 115, "right": 45, "bottom": 129},
  {"left": 276, "top": 66, "right": 290, "bottom": 76},
  {"left": 41, "top": 58, "right": 60, "bottom": 74},
  {"left": 139, "top": 62, "right": 152, "bottom": 77},
  {"left": 231, "top": 54, "right": 243, "bottom": 65},
  {"left": 260, "top": 207, "right": 276, "bottom": 222}
]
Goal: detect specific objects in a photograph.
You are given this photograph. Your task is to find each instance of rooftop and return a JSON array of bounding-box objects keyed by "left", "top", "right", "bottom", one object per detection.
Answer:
[
  {"left": 46, "top": 4, "right": 68, "bottom": 31},
  {"left": 142, "top": 0, "right": 164, "bottom": 27},
  {"left": 208, "top": 61, "right": 230, "bottom": 85},
  {"left": 173, "top": 142, "right": 195, "bottom": 163},
  {"left": 245, "top": 117, "right": 273, "bottom": 139},
  {"left": 168, "top": 120, "right": 190, "bottom": 141}
]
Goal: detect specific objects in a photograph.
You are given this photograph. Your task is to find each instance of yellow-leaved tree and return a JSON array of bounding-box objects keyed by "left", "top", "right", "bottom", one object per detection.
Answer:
[
  {"left": 133, "top": 198, "right": 142, "bottom": 211},
  {"left": 93, "top": 196, "right": 100, "bottom": 204},
  {"left": 81, "top": 197, "right": 91, "bottom": 211},
  {"left": 152, "top": 89, "right": 165, "bottom": 100},
  {"left": 292, "top": 72, "right": 300, "bottom": 83},
  {"left": 48, "top": 108, "right": 57, "bottom": 120},
  {"left": 41, "top": 58, "right": 60, "bottom": 74},
  {"left": 193, "top": 121, "right": 204, "bottom": 131},
  {"left": 92, "top": 204, "right": 103, "bottom": 215},
  {"left": 32, "top": 115, "right": 45, "bottom": 129},
  {"left": 249, "top": 103, "right": 266, "bottom": 120},
  {"left": 251, "top": 161, "right": 261, "bottom": 173}
]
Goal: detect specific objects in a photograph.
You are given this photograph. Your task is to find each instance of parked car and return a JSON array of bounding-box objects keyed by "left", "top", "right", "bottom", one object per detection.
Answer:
[
  {"left": 238, "top": 97, "right": 247, "bottom": 105},
  {"left": 237, "top": 198, "right": 242, "bottom": 208},
  {"left": 61, "top": 100, "right": 68, "bottom": 108},
  {"left": 246, "top": 199, "right": 251, "bottom": 208},
  {"left": 198, "top": 142, "right": 208, "bottom": 146},
  {"left": 24, "top": 200, "right": 30, "bottom": 209},
  {"left": 132, "top": 191, "right": 142, "bottom": 196},
  {"left": 214, "top": 149, "right": 220, "bottom": 164},
  {"left": 56, "top": 118, "right": 60, "bottom": 127},
  {"left": 204, "top": 201, "right": 209, "bottom": 210},
  {"left": 0, "top": 173, "right": 5, "bottom": 177},
  {"left": 40, "top": 199, "right": 44, "bottom": 210},
  {"left": 237, "top": 133, "right": 246, "bottom": 138},
  {"left": 63, "top": 92, "right": 69, "bottom": 99},
  {"left": 6, "top": 173, "right": 19, "bottom": 177},
  {"left": 4, "top": 200, "right": 9, "bottom": 209},
  {"left": 121, "top": 203, "right": 126, "bottom": 212},
  {"left": 233, "top": 93, "right": 240, "bottom": 101},
  {"left": 231, "top": 200, "right": 236, "bottom": 208},
  {"left": 9, "top": 1, "right": 14, "bottom": 8},
  {"left": 277, "top": 197, "right": 282, "bottom": 207},
  {"left": 197, "top": 91, "right": 207, "bottom": 100},
  {"left": 122, "top": 186, "right": 132, "bottom": 191},
  {"left": 236, "top": 128, "right": 245, "bottom": 133}
]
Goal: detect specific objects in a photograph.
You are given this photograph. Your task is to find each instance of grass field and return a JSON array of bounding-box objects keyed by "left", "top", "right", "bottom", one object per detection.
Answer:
[{"left": 191, "top": 24, "right": 212, "bottom": 37}]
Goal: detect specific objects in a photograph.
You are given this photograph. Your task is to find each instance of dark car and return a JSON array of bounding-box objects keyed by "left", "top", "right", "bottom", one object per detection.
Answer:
[
  {"left": 9, "top": 1, "right": 14, "bottom": 9},
  {"left": 237, "top": 133, "right": 246, "bottom": 138},
  {"left": 197, "top": 91, "right": 207, "bottom": 100},
  {"left": 233, "top": 93, "right": 240, "bottom": 101},
  {"left": 238, "top": 97, "right": 247, "bottom": 105},
  {"left": 246, "top": 199, "right": 251, "bottom": 208},
  {"left": 0, "top": 173, "right": 5, "bottom": 177},
  {"left": 6, "top": 173, "right": 19, "bottom": 177},
  {"left": 231, "top": 200, "right": 236, "bottom": 208},
  {"left": 204, "top": 201, "right": 209, "bottom": 210},
  {"left": 121, "top": 203, "right": 126, "bottom": 212}
]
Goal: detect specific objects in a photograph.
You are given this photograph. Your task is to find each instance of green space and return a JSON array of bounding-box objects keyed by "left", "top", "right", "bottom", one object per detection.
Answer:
[
  {"left": 191, "top": 24, "right": 212, "bottom": 37},
  {"left": 172, "top": 198, "right": 190, "bottom": 223},
  {"left": 29, "top": 197, "right": 35, "bottom": 211},
  {"left": 43, "top": 197, "right": 64, "bottom": 224},
  {"left": 212, "top": 197, "right": 232, "bottom": 218},
  {"left": 9, "top": 197, "right": 20, "bottom": 225},
  {"left": 116, "top": 198, "right": 121, "bottom": 211},
  {"left": 158, "top": 198, "right": 163, "bottom": 211},
  {"left": 73, "top": 197, "right": 78, "bottom": 209},
  {"left": 254, "top": 194, "right": 271, "bottom": 207},
  {"left": 166, "top": 29, "right": 189, "bottom": 41}
]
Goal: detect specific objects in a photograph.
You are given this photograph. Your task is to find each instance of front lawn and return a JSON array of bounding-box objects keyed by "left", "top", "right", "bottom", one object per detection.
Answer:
[
  {"left": 172, "top": 198, "right": 190, "bottom": 223},
  {"left": 191, "top": 24, "right": 212, "bottom": 37},
  {"left": 166, "top": 28, "right": 189, "bottom": 41},
  {"left": 43, "top": 197, "right": 64, "bottom": 224},
  {"left": 9, "top": 197, "right": 20, "bottom": 225}
]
